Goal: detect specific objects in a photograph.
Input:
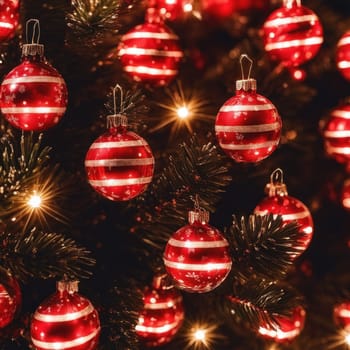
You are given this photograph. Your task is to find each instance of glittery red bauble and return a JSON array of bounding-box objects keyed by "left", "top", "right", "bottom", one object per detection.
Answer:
[
  {"left": 336, "top": 31, "right": 350, "bottom": 81},
  {"left": 0, "top": 267, "right": 21, "bottom": 328},
  {"left": 31, "top": 281, "right": 100, "bottom": 350},
  {"left": 136, "top": 276, "right": 184, "bottom": 347},
  {"left": 85, "top": 121, "right": 154, "bottom": 201},
  {"left": 262, "top": 0, "right": 323, "bottom": 68},
  {"left": 0, "top": 0, "right": 19, "bottom": 41},
  {"left": 152, "top": 0, "right": 192, "bottom": 21},
  {"left": 255, "top": 194, "right": 314, "bottom": 252},
  {"left": 163, "top": 210, "right": 232, "bottom": 293},
  {"left": 334, "top": 302, "right": 350, "bottom": 332},
  {"left": 215, "top": 79, "right": 281, "bottom": 163},
  {"left": 323, "top": 102, "right": 350, "bottom": 165},
  {"left": 258, "top": 306, "right": 306, "bottom": 343},
  {"left": 341, "top": 179, "right": 350, "bottom": 211},
  {"left": 0, "top": 53, "right": 68, "bottom": 131},
  {"left": 117, "top": 8, "right": 183, "bottom": 86}
]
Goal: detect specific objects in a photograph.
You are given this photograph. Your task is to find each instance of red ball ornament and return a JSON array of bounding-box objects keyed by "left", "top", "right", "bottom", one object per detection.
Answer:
[
  {"left": 0, "top": 20, "right": 68, "bottom": 132},
  {"left": 323, "top": 100, "right": 350, "bottom": 166},
  {"left": 254, "top": 169, "right": 314, "bottom": 255},
  {"left": 334, "top": 302, "right": 350, "bottom": 332},
  {"left": 262, "top": 0, "right": 323, "bottom": 69},
  {"left": 336, "top": 31, "right": 350, "bottom": 81},
  {"left": 0, "top": 267, "right": 21, "bottom": 328},
  {"left": 215, "top": 54, "right": 281, "bottom": 163},
  {"left": 163, "top": 206, "right": 232, "bottom": 293},
  {"left": 136, "top": 274, "right": 184, "bottom": 347},
  {"left": 31, "top": 280, "right": 100, "bottom": 350},
  {"left": 117, "top": 8, "right": 183, "bottom": 86},
  {"left": 85, "top": 114, "right": 154, "bottom": 201},
  {"left": 150, "top": 0, "right": 193, "bottom": 21},
  {"left": 258, "top": 306, "right": 306, "bottom": 343},
  {"left": 0, "top": 0, "right": 19, "bottom": 41}
]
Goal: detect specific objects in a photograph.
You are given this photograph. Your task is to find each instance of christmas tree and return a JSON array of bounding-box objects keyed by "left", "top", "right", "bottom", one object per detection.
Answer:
[{"left": 0, "top": 0, "right": 350, "bottom": 349}]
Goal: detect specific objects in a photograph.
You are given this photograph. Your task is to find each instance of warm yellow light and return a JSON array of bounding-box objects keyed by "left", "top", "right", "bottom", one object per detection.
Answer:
[
  {"left": 183, "top": 3, "right": 193, "bottom": 12},
  {"left": 177, "top": 106, "right": 190, "bottom": 119},
  {"left": 28, "top": 193, "right": 42, "bottom": 208},
  {"left": 345, "top": 333, "right": 350, "bottom": 345},
  {"left": 194, "top": 328, "right": 206, "bottom": 342}
]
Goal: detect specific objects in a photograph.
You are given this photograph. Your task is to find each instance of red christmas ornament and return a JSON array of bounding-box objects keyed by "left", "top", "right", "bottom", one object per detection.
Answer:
[
  {"left": 334, "top": 302, "right": 350, "bottom": 332},
  {"left": 336, "top": 31, "right": 350, "bottom": 81},
  {"left": 258, "top": 306, "right": 306, "bottom": 343},
  {"left": 136, "top": 274, "right": 184, "bottom": 347},
  {"left": 163, "top": 205, "right": 232, "bottom": 293},
  {"left": 0, "top": 19, "right": 68, "bottom": 132},
  {"left": 341, "top": 179, "right": 350, "bottom": 211},
  {"left": 0, "top": 0, "right": 19, "bottom": 41},
  {"left": 0, "top": 267, "right": 21, "bottom": 328},
  {"left": 323, "top": 100, "right": 350, "bottom": 166},
  {"left": 215, "top": 54, "right": 281, "bottom": 163},
  {"left": 262, "top": 0, "right": 323, "bottom": 69},
  {"left": 254, "top": 168, "right": 314, "bottom": 255},
  {"left": 85, "top": 113, "right": 154, "bottom": 201},
  {"left": 31, "top": 280, "right": 100, "bottom": 350},
  {"left": 150, "top": 0, "right": 193, "bottom": 21},
  {"left": 117, "top": 8, "right": 183, "bottom": 86}
]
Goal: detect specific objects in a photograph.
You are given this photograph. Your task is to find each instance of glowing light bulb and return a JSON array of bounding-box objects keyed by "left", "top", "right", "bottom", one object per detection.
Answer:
[
  {"left": 28, "top": 193, "right": 42, "bottom": 208},
  {"left": 345, "top": 333, "right": 350, "bottom": 345},
  {"left": 194, "top": 328, "right": 206, "bottom": 342},
  {"left": 177, "top": 106, "right": 190, "bottom": 119}
]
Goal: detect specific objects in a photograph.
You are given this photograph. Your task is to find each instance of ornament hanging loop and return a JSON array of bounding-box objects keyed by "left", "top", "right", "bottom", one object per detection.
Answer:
[
  {"left": 107, "top": 83, "right": 127, "bottom": 129},
  {"left": 237, "top": 54, "right": 257, "bottom": 91},
  {"left": 113, "top": 83, "right": 124, "bottom": 115},
  {"left": 22, "top": 19, "right": 44, "bottom": 57},
  {"left": 26, "top": 18, "right": 41, "bottom": 44},
  {"left": 265, "top": 168, "right": 288, "bottom": 197},
  {"left": 189, "top": 195, "right": 209, "bottom": 224},
  {"left": 270, "top": 168, "right": 284, "bottom": 185},
  {"left": 240, "top": 54, "right": 253, "bottom": 81}
]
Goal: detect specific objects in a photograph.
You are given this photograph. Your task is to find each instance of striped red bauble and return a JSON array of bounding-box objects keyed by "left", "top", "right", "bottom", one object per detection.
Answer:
[
  {"left": 136, "top": 274, "right": 184, "bottom": 347},
  {"left": 334, "top": 302, "right": 350, "bottom": 333},
  {"left": 85, "top": 114, "right": 154, "bottom": 201},
  {"left": 30, "top": 280, "right": 100, "bottom": 350},
  {"left": 254, "top": 169, "right": 314, "bottom": 256},
  {"left": 163, "top": 208, "right": 232, "bottom": 293},
  {"left": 215, "top": 56, "right": 281, "bottom": 163},
  {"left": 117, "top": 7, "right": 183, "bottom": 86},
  {"left": 262, "top": 0, "right": 323, "bottom": 69},
  {"left": 337, "top": 31, "right": 350, "bottom": 81},
  {"left": 0, "top": 22, "right": 67, "bottom": 131},
  {"left": 0, "top": 0, "right": 19, "bottom": 42}
]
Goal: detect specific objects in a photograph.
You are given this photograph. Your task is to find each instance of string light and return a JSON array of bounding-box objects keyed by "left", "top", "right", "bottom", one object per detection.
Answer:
[
  {"left": 177, "top": 105, "right": 190, "bottom": 119},
  {"left": 184, "top": 322, "right": 224, "bottom": 349},
  {"left": 27, "top": 191, "right": 42, "bottom": 208},
  {"left": 345, "top": 332, "right": 350, "bottom": 346}
]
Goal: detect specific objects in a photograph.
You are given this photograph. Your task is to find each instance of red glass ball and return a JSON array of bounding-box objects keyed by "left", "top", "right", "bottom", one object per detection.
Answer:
[
  {"left": 31, "top": 283, "right": 100, "bottom": 350},
  {"left": 334, "top": 302, "right": 350, "bottom": 332},
  {"left": 263, "top": 1, "right": 323, "bottom": 67},
  {"left": 0, "top": 57, "right": 68, "bottom": 131},
  {"left": 136, "top": 283, "right": 184, "bottom": 347},
  {"left": 323, "top": 103, "right": 350, "bottom": 165},
  {"left": 163, "top": 219, "right": 232, "bottom": 293},
  {"left": 152, "top": 0, "right": 191, "bottom": 21},
  {"left": 0, "top": 0, "right": 19, "bottom": 41},
  {"left": 0, "top": 267, "right": 21, "bottom": 328},
  {"left": 85, "top": 126, "right": 155, "bottom": 201},
  {"left": 336, "top": 31, "right": 350, "bottom": 81},
  {"left": 117, "top": 9, "right": 183, "bottom": 86},
  {"left": 254, "top": 194, "right": 314, "bottom": 253},
  {"left": 258, "top": 306, "right": 306, "bottom": 343},
  {"left": 215, "top": 87, "right": 281, "bottom": 163}
]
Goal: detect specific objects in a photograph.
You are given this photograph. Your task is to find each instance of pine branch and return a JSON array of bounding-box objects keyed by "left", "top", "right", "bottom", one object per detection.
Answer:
[
  {"left": 228, "top": 214, "right": 302, "bottom": 280},
  {"left": 0, "top": 227, "right": 95, "bottom": 281}
]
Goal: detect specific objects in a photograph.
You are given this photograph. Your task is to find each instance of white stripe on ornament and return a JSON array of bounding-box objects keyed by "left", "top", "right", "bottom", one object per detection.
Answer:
[
  {"left": 338, "top": 61, "right": 350, "bottom": 69},
  {"left": 2, "top": 76, "right": 65, "bottom": 85},
  {"left": 264, "top": 14, "right": 319, "bottom": 28},
  {"left": 338, "top": 36, "right": 350, "bottom": 47},
  {"left": 258, "top": 326, "right": 300, "bottom": 340},
  {"left": 34, "top": 303, "right": 95, "bottom": 322},
  {"left": 89, "top": 176, "right": 153, "bottom": 187},
  {"left": 324, "top": 130, "right": 350, "bottom": 138},
  {"left": 163, "top": 258, "right": 232, "bottom": 271},
  {"left": 220, "top": 140, "right": 278, "bottom": 150},
  {"left": 0, "top": 22, "right": 14, "bottom": 29},
  {"left": 124, "top": 65, "right": 178, "bottom": 76},
  {"left": 254, "top": 210, "right": 310, "bottom": 221},
  {"left": 332, "top": 109, "right": 350, "bottom": 119},
  {"left": 215, "top": 122, "right": 280, "bottom": 133},
  {"left": 31, "top": 327, "right": 100, "bottom": 350},
  {"left": 326, "top": 145, "right": 350, "bottom": 155},
  {"left": 265, "top": 37, "right": 323, "bottom": 51},
  {"left": 168, "top": 237, "right": 228, "bottom": 248},
  {"left": 122, "top": 32, "right": 179, "bottom": 40},
  {"left": 219, "top": 104, "right": 275, "bottom": 112},
  {"left": 90, "top": 140, "right": 149, "bottom": 149},
  {"left": 135, "top": 320, "right": 180, "bottom": 334},
  {"left": 1, "top": 107, "right": 66, "bottom": 114},
  {"left": 337, "top": 309, "right": 350, "bottom": 317},
  {"left": 144, "top": 296, "right": 183, "bottom": 310},
  {"left": 119, "top": 47, "right": 183, "bottom": 57},
  {"left": 85, "top": 158, "right": 154, "bottom": 167}
]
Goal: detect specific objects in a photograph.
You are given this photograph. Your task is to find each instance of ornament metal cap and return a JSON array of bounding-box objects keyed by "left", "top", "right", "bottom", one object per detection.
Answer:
[
  {"left": 236, "top": 78, "right": 257, "bottom": 91},
  {"left": 265, "top": 168, "right": 288, "bottom": 197},
  {"left": 188, "top": 209, "right": 210, "bottom": 224},
  {"left": 22, "top": 43, "right": 44, "bottom": 57},
  {"left": 57, "top": 280, "right": 79, "bottom": 294},
  {"left": 107, "top": 114, "right": 128, "bottom": 128},
  {"left": 23, "top": 19, "right": 44, "bottom": 57},
  {"left": 152, "top": 273, "right": 173, "bottom": 290}
]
